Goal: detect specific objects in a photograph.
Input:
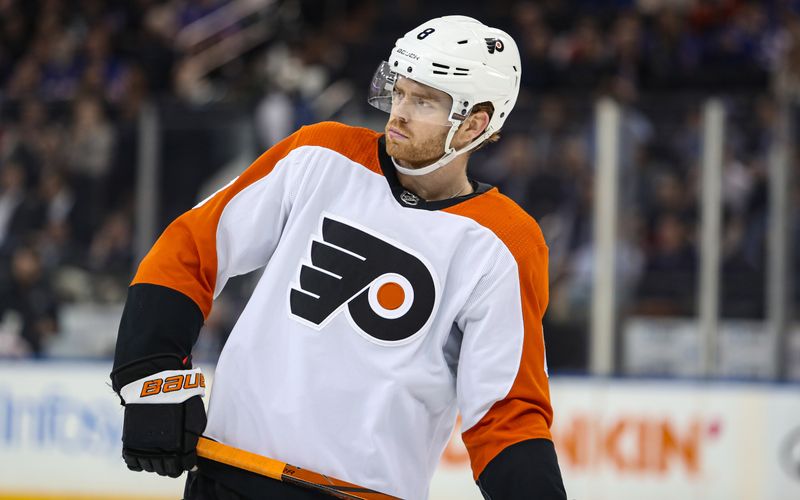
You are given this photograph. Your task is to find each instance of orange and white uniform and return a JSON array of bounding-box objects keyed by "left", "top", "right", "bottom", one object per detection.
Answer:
[{"left": 130, "top": 121, "right": 554, "bottom": 499}]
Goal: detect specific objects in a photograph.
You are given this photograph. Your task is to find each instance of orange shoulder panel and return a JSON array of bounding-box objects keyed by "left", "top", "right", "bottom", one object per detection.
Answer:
[
  {"left": 443, "top": 190, "right": 554, "bottom": 480},
  {"left": 132, "top": 122, "right": 382, "bottom": 319}
]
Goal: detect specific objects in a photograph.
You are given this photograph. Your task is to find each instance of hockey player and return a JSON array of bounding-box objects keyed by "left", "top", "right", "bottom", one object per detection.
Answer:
[{"left": 111, "top": 15, "right": 566, "bottom": 500}]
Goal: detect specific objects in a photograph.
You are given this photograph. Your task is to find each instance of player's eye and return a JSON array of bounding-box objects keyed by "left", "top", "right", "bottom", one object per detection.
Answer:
[{"left": 415, "top": 97, "right": 432, "bottom": 108}]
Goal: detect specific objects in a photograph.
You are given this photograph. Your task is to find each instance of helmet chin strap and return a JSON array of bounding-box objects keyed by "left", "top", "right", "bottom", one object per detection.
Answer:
[{"left": 392, "top": 121, "right": 492, "bottom": 177}]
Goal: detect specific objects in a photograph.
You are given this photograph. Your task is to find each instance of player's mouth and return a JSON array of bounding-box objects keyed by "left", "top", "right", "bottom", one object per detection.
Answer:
[{"left": 387, "top": 127, "right": 409, "bottom": 140}]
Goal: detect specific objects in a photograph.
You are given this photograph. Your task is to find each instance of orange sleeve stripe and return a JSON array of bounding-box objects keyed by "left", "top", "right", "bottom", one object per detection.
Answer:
[
  {"left": 132, "top": 122, "right": 382, "bottom": 319},
  {"left": 443, "top": 190, "right": 554, "bottom": 480}
]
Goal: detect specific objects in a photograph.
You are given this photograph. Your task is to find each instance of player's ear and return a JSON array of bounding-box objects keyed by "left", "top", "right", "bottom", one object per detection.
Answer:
[{"left": 457, "top": 110, "right": 490, "bottom": 144}]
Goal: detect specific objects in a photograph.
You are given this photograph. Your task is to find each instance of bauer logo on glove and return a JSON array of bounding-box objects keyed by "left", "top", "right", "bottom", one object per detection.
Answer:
[
  {"left": 120, "top": 368, "right": 206, "bottom": 404},
  {"left": 118, "top": 369, "right": 207, "bottom": 402}
]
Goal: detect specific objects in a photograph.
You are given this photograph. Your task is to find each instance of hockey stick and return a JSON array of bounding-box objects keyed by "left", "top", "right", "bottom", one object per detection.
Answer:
[{"left": 195, "top": 437, "right": 402, "bottom": 500}]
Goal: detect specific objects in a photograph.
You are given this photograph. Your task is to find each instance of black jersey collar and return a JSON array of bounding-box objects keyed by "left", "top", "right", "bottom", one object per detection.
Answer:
[{"left": 377, "top": 136, "right": 493, "bottom": 210}]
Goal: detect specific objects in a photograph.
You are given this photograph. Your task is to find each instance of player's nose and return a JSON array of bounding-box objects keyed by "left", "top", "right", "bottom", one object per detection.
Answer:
[
  {"left": 390, "top": 113, "right": 408, "bottom": 124},
  {"left": 390, "top": 102, "right": 410, "bottom": 122}
]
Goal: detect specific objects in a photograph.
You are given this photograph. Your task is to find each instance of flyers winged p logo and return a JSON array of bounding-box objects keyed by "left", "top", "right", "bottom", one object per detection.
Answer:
[
  {"left": 290, "top": 214, "right": 439, "bottom": 343},
  {"left": 485, "top": 37, "right": 505, "bottom": 54}
]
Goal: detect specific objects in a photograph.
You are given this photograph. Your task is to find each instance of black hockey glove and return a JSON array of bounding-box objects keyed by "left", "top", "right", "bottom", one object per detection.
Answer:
[{"left": 111, "top": 354, "right": 207, "bottom": 478}]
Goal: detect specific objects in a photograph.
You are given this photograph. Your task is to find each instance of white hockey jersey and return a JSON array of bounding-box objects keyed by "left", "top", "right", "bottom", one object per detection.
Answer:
[{"left": 132, "top": 121, "right": 554, "bottom": 499}]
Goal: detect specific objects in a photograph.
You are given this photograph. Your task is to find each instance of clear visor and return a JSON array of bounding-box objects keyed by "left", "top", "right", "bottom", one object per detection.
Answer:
[{"left": 367, "top": 61, "right": 455, "bottom": 127}]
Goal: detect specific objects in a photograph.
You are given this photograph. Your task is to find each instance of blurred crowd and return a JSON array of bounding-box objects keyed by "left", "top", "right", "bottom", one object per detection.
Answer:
[{"left": 0, "top": 0, "right": 798, "bottom": 364}]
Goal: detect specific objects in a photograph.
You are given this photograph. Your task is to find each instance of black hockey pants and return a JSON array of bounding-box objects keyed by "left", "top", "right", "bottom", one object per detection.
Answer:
[{"left": 183, "top": 458, "right": 332, "bottom": 500}]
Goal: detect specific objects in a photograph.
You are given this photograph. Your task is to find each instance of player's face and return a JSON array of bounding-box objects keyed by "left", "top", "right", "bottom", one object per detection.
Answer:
[{"left": 384, "top": 77, "right": 453, "bottom": 167}]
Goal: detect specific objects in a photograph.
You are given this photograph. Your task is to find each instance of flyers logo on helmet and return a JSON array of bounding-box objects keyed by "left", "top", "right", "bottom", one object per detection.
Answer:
[
  {"left": 289, "top": 214, "right": 439, "bottom": 344},
  {"left": 485, "top": 38, "right": 504, "bottom": 54}
]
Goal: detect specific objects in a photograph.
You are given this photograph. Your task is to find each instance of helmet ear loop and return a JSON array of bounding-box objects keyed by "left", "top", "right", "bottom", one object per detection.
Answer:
[
  {"left": 445, "top": 110, "right": 493, "bottom": 157},
  {"left": 443, "top": 120, "right": 460, "bottom": 155}
]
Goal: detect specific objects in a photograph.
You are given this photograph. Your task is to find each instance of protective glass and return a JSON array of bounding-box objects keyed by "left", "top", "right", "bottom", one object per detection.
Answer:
[{"left": 367, "top": 61, "right": 454, "bottom": 127}]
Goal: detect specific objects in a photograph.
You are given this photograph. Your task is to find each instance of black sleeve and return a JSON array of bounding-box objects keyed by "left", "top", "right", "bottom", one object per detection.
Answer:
[
  {"left": 476, "top": 438, "right": 567, "bottom": 500},
  {"left": 113, "top": 283, "right": 205, "bottom": 371}
]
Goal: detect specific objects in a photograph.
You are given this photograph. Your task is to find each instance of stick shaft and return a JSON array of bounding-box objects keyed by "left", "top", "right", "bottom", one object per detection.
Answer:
[
  {"left": 195, "top": 437, "right": 401, "bottom": 500},
  {"left": 196, "top": 437, "right": 285, "bottom": 480}
]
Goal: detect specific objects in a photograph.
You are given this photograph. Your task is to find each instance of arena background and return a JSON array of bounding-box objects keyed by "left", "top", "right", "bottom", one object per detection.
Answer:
[{"left": 0, "top": 1, "right": 799, "bottom": 499}]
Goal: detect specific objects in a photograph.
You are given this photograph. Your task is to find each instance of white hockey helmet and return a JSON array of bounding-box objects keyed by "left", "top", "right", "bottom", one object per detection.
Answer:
[{"left": 368, "top": 15, "right": 521, "bottom": 176}]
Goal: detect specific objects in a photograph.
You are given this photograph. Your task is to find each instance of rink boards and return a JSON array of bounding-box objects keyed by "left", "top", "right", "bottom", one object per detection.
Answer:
[{"left": 0, "top": 362, "right": 798, "bottom": 500}]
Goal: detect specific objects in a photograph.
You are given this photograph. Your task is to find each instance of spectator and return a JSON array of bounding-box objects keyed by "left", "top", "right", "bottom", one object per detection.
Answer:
[
  {"left": 66, "top": 96, "right": 115, "bottom": 179},
  {"left": 2, "top": 99, "right": 50, "bottom": 180},
  {"left": 81, "top": 24, "right": 129, "bottom": 101},
  {"left": 529, "top": 96, "right": 573, "bottom": 167},
  {"left": 472, "top": 133, "right": 537, "bottom": 204},
  {"left": 4, "top": 55, "right": 42, "bottom": 99},
  {"left": 552, "top": 16, "right": 614, "bottom": 89},
  {"left": 0, "top": 245, "right": 59, "bottom": 356},
  {"left": 0, "top": 4, "right": 31, "bottom": 80},
  {"left": 38, "top": 29, "right": 81, "bottom": 100},
  {"left": 513, "top": 2, "right": 558, "bottom": 91},
  {"left": 637, "top": 213, "right": 697, "bottom": 315},
  {"left": 610, "top": 11, "right": 645, "bottom": 86},
  {"left": 87, "top": 210, "right": 133, "bottom": 279},
  {"left": 775, "top": 13, "right": 800, "bottom": 99},
  {"left": 64, "top": 95, "right": 115, "bottom": 240},
  {"left": 31, "top": 169, "right": 79, "bottom": 271},
  {"left": 644, "top": 7, "right": 702, "bottom": 88},
  {"left": 0, "top": 161, "right": 29, "bottom": 250}
]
